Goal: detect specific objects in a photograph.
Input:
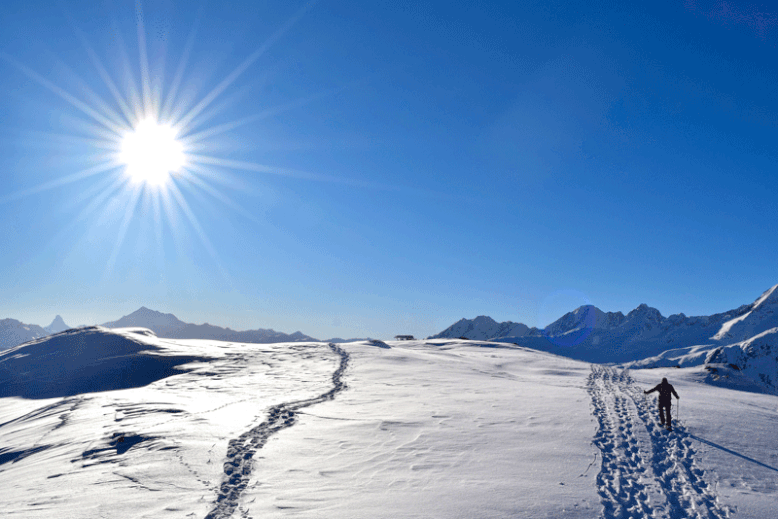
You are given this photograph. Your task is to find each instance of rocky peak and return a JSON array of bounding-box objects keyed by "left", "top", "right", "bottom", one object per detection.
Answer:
[{"left": 45, "top": 315, "right": 70, "bottom": 334}]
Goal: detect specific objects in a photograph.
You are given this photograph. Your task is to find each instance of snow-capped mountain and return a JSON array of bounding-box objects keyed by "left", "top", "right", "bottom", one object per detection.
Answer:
[
  {"left": 103, "top": 306, "right": 318, "bottom": 343},
  {"left": 0, "top": 318, "right": 49, "bottom": 351},
  {"left": 43, "top": 315, "right": 70, "bottom": 334},
  {"left": 434, "top": 285, "right": 778, "bottom": 365},
  {"left": 429, "top": 315, "right": 532, "bottom": 340},
  {"left": 711, "top": 284, "right": 778, "bottom": 342}
]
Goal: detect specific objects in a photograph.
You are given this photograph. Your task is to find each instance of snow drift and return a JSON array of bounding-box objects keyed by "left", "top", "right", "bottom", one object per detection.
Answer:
[{"left": 0, "top": 326, "right": 208, "bottom": 399}]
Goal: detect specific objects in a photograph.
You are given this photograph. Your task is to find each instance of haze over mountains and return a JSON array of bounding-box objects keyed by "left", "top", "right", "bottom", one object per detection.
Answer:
[
  {"left": 0, "top": 308, "right": 357, "bottom": 350},
  {"left": 0, "top": 315, "right": 70, "bottom": 350},
  {"left": 102, "top": 307, "right": 318, "bottom": 344}
]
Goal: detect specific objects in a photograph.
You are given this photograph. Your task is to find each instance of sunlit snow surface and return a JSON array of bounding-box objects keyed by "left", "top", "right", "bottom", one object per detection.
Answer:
[{"left": 1, "top": 332, "right": 777, "bottom": 518}]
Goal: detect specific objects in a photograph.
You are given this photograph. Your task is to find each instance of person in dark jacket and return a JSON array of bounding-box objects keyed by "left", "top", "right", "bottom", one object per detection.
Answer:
[{"left": 644, "top": 378, "right": 679, "bottom": 430}]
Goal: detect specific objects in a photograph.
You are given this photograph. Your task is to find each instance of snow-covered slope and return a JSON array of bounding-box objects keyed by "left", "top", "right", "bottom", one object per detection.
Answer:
[
  {"left": 104, "top": 306, "right": 318, "bottom": 343},
  {"left": 712, "top": 285, "right": 778, "bottom": 342},
  {"left": 0, "top": 327, "right": 208, "bottom": 398},
  {"left": 0, "top": 318, "right": 49, "bottom": 351},
  {"left": 1, "top": 336, "right": 776, "bottom": 518},
  {"left": 626, "top": 328, "right": 778, "bottom": 395}
]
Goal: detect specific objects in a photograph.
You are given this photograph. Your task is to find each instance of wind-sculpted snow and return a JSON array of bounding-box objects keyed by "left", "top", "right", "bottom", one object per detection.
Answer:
[
  {"left": 3, "top": 338, "right": 776, "bottom": 518},
  {"left": 0, "top": 327, "right": 208, "bottom": 398},
  {"left": 587, "top": 366, "right": 732, "bottom": 519},
  {"left": 204, "top": 343, "right": 349, "bottom": 519}
]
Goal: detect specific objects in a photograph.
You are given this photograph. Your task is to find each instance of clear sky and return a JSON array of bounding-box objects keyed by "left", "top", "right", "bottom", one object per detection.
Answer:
[{"left": 1, "top": 0, "right": 776, "bottom": 340}]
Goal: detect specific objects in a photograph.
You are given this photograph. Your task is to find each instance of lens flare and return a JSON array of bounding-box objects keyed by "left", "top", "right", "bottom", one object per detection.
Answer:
[{"left": 120, "top": 118, "right": 185, "bottom": 185}]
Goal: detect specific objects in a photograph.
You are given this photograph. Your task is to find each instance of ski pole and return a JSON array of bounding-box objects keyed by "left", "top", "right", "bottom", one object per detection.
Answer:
[{"left": 676, "top": 395, "right": 680, "bottom": 424}]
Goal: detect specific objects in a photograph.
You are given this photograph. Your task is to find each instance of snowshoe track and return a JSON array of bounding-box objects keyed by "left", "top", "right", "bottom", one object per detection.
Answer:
[
  {"left": 204, "top": 343, "right": 349, "bottom": 519},
  {"left": 587, "top": 366, "right": 731, "bottom": 519}
]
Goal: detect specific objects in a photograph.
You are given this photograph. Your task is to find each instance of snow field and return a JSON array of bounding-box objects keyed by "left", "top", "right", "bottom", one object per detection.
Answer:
[
  {"left": 627, "top": 367, "right": 778, "bottom": 519},
  {"left": 1, "top": 334, "right": 777, "bottom": 519},
  {"left": 238, "top": 340, "right": 600, "bottom": 518},
  {"left": 0, "top": 339, "right": 341, "bottom": 518}
]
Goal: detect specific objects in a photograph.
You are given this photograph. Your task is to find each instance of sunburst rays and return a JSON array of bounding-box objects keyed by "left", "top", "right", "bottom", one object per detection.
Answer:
[{"left": 0, "top": 0, "right": 329, "bottom": 283}]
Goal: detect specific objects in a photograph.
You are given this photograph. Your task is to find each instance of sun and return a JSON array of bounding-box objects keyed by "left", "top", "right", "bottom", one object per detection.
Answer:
[{"left": 119, "top": 118, "right": 185, "bottom": 186}]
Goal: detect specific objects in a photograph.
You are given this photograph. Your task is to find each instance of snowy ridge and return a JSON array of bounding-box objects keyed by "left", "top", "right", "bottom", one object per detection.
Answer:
[
  {"left": 0, "top": 326, "right": 208, "bottom": 398},
  {"left": 626, "top": 328, "right": 778, "bottom": 394},
  {"left": 712, "top": 285, "right": 778, "bottom": 341}
]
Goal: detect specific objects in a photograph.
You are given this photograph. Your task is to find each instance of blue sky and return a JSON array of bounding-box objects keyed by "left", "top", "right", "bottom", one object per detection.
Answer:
[{"left": 1, "top": 0, "right": 776, "bottom": 339}]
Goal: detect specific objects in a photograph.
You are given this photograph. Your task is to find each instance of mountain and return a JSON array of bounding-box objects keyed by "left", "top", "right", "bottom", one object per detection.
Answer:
[
  {"left": 710, "top": 284, "right": 778, "bottom": 342},
  {"left": 433, "top": 285, "right": 778, "bottom": 364},
  {"left": 43, "top": 315, "right": 70, "bottom": 334},
  {"left": 429, "top": 315, "right": 533, "bottom": 341},
  {"left": 103, "top": 307, "right": 318, "bottom": 343},
  {"left": 0, "top": 318, "right": 49, "bottom": 351}
]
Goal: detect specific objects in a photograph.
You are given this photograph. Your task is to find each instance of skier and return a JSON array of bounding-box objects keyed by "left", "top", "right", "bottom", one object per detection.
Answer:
[{"left": 644, "top": 377, "right": 679, "bottom": 431}]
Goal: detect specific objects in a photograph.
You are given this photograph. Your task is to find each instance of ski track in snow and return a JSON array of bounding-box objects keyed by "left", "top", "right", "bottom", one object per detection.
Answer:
[
  {"left": 587, "top": 366, "right": 732, "bottom": 519},
  {"left": 204, "top": 343, "right": 349, "bottom": 519}
]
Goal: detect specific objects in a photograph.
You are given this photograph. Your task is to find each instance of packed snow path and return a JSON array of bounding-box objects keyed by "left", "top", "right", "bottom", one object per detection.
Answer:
[
  {"left": 587, "top": 366, "right": 732, "bottom": 519},
  {"left": 204, "top": 343, "right": 349, "bottom": 519}
]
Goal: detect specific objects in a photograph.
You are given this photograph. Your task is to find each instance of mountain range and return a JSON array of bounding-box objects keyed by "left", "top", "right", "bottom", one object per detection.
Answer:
[
  {"left": 0, "top": 315, "right": 70, "bottom": 351},
  {"left": 4, "top": 285, "right": 777, "bottom": 394},
  {"left": 102, "top": 307, "right": 318, "bottom": 344},
  {"left": 0, "top": 308, "right": 326, "bottom": 351},
  {"left": 431, "top": 285, "right": 778, "bottom": 393}
]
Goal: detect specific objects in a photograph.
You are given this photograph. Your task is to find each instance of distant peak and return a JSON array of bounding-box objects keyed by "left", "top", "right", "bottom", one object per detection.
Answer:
[
  {"left": 626, "top": 303, "right": 663, "bottom": 321},
  {"left": 45, "top": 314, "right": 70, "bottom": 333},
  {"left": 131, "top": 306, "right": 172, "bottom": 317}
]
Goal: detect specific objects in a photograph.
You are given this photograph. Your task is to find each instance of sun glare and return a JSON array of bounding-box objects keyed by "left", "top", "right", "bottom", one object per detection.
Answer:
[{"left": 120, "top": 118, "right": 185, "bottom": 185}]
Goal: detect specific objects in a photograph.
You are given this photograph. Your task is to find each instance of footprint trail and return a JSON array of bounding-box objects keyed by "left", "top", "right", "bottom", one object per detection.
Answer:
[
  {"left": 204, "top": 343, "right": 349, "bottom": 519},
  {"left": 587, "top": 366, "right": 731, "bottom": 519}
]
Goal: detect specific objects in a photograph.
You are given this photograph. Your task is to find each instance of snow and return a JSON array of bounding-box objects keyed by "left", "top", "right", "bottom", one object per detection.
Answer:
[
  {"left": 713, "top": 285, "right": 778, "bottom": 341},
  {"left": 1, "top": 331, "right": 777, "bottom": 518}
]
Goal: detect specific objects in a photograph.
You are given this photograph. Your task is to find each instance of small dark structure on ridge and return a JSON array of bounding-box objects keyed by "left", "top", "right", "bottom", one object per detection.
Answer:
[{"left": 394, "top": 335, "right": 414, "bottom": 341}]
